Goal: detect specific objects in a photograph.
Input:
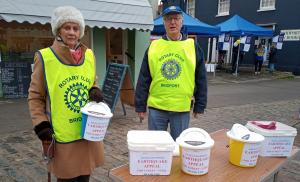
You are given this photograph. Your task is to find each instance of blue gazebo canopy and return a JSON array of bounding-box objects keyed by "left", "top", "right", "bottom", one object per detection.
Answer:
[
  {"left": 152, "top": 12, "right": 220, "bottom": 36},
  {"left": 216, "top": 15, "right": 273, "bottom": 37}
]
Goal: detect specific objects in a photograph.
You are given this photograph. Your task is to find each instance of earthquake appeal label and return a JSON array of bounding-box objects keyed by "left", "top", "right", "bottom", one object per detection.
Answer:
[
  {"left": 181, "top": 148, "right": 210, "bottom": 175},
  {"left": 83, "top": 116, "right": 109, "bottom": 141},
  {"left": 240, "top": 143, "right": 261, "bottom": 166},
  {"left": 129, "top": 151, "right": 172, "bottom": 175},
  {"left": 260, "top": 137, "right": 294, "bottom": 156}
]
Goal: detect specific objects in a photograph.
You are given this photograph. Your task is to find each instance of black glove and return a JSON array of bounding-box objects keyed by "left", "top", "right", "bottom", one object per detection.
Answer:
[
  {"left": 89, "top": 87, "right": 104, "bottom": 103},
  {"left": 34, "top": 121, "right": 53, "bottom": 141}
]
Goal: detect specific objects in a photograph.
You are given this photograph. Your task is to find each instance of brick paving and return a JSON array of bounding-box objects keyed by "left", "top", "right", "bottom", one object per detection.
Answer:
[{"left": 0, "top": 71, "right": 299, "bottom": 182}]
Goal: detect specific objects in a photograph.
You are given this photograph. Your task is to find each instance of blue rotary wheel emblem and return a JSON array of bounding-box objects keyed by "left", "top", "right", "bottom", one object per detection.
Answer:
[
  {"left": 64, "top": 83, "right": 88, "bottom": 113},
  {"left": 161, "top": 60, "right": 181, "bottom": 80}
]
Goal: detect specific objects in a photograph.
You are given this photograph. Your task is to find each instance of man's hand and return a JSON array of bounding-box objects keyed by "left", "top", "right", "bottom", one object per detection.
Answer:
[
  {"left": 137, "top": 112, "right": 146, "bottom": 121},
  {"left": 193, "top": 112, "right": 203, "bottom": 118}
]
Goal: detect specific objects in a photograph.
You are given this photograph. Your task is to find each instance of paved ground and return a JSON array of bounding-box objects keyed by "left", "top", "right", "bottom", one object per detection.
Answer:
[{"left": 0, "top": 69, "right": 299, "bottom": 182}]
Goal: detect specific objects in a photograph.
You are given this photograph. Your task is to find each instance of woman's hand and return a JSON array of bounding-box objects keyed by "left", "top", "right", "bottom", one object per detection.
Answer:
[{"left": 89, "top": 87, "right": 104, "bottom": 103}]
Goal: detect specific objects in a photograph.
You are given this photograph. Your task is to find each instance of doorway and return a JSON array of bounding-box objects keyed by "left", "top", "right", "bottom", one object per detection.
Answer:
[{"left": 106, "top": 29, "right": 127, "bottom": 65}]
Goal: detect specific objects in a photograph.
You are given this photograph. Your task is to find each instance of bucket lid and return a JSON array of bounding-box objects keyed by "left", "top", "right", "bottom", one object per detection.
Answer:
[
  {"left": 246, "top": 121, "right": 297, "bottom": 136},
  {"left": 81, "top": 102, "right": 113, "bottom": 118},
  {"left": 176, "top": 128, "right": 214, "bottom": 150},
  {"left": 227, "top": 124, "right": 265, "bottom": 143},
  {"left": 127, "top": 130, "right": 175, "bottom": 151}
]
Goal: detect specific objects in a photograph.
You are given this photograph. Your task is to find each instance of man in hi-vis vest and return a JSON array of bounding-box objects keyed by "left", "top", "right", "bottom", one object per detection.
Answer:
[{"left": 135, "top": 6, "right": 207, "bottom": 140}]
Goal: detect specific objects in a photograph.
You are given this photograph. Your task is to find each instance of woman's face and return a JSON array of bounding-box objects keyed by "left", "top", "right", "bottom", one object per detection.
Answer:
[{"left": 58, "top": 22, "right": 80, "bottom": 49}]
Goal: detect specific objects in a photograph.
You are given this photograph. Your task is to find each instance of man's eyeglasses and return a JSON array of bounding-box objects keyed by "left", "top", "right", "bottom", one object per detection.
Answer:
[{"left": 164, "top": 16, "right": 182, "bottom": 22}]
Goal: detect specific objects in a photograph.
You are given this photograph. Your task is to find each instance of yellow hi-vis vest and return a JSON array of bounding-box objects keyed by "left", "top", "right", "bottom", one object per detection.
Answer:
[
  {"left": 147, "top": 38, "right": 196, "bottom": 112},
  {"left": 39, "top": 47, "right": 95, "bottom": 143}
]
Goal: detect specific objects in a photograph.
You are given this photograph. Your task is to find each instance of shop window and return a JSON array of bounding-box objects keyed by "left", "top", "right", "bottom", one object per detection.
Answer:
[
  {"left": 0, "top": 20, "right": 91, "bottom": 63},
  {"left": 217, "top": 0, "right": 230, "bottom": 16},
  {"left": 0, "top": 21, "right": 53, "bottom": 62},
  {"left": 187, "top": 0, "right": 195, "bottom": 17},
  {"left": 259, "top": 0, "right": 276, "bottom": 11}
]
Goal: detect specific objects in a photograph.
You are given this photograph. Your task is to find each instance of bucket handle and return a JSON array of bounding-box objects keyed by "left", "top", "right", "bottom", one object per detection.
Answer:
[
  {"left": 180, "top": 128, "right": 211, "bottom": 140},
  {"left": 87, "top": 102, "right": 111, "bottom": 115},
  {"left": 87, "top": 110, "right": 105, "bottom": 116}
]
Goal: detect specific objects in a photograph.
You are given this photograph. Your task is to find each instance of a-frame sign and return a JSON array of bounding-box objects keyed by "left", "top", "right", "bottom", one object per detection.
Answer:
[{"left": 102, "top": 63, "right": 134, "bottom": 115}]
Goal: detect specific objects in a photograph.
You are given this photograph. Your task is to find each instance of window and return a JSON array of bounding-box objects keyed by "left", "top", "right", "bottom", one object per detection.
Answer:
[
  {"left": 218, "top": 0, "right": 230, "bottom": 16},
  {"left": 187, "top": 0, "right": 195, "bottom": 17},
  {"left": 259, "top": 0, "right": 276, "bottom": 11}
]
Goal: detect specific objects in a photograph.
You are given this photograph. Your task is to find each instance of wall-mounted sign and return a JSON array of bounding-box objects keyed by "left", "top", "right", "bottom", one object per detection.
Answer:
[{"left": 280, "top": 29, "right": 300, "bottom": 41}]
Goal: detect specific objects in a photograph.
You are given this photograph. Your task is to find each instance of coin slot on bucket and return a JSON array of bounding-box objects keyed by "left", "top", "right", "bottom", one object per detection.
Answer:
[
  {"left": 87, "top": 110, "right": 105, "bottom": 116},
  {"left": 184, "top": 141, "right": 206, "bottom": 146}
]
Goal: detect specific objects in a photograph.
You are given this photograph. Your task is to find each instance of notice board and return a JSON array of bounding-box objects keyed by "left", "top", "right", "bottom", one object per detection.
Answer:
[
  {"left": 102, "top": 63, "right": 134, "bottom": 113},
  {"left": 0, "top": 61, "right": 32, "bottom": 98}
]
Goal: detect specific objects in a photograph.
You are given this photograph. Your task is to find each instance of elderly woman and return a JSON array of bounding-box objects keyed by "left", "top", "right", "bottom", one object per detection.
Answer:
[{"left": 28, "top": 6, "right": 104, "bottom": 182}]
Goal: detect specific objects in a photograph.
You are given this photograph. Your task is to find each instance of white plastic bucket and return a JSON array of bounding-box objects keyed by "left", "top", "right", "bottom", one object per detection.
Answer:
[
  {"left": 127, "top": 130, "right": 175, "bottom": 175},
  {"left": 81, "top": 102, "right": 113, "bottom": 141},
  {"left": 176, "top": 128, "right": 214, "bottom": 175},
  {"left": 227, "top": 124, "right": 264, "bottom": 167},
  {"left": 246, "top": 121, "right": 297, "bottom": 157}
]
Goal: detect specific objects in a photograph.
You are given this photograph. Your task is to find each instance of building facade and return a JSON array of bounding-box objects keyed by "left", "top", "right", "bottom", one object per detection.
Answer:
[
  {"left": 0, "top": 0, "right": 154, "bottom": 98},
  {"left": 161, "top": 0, "right": 300, "bottom": 73}
]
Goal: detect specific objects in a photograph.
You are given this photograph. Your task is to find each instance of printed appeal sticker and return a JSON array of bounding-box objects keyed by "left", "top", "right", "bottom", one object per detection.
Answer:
[{"left": 240, "top": 143, "right": 261, "bottom": 166}]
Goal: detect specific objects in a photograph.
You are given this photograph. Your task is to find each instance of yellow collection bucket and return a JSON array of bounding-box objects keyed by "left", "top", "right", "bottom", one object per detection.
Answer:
[{"left": 227, "top": 124, "right": 264, "bottom": 167}]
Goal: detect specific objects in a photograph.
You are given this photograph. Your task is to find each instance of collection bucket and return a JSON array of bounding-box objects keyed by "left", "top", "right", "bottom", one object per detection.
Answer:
[
  {"left": 127, "top": 130, "right": 175, "bottom": 175},
  {"left": 176, "top": 128, "right": 214, "bottom": 175},
  {"left": 227, "top": 124, "right": 264, "bottom": 167},
  {"left": 81, "top": 102, "right": 113, "bottom": 141}
]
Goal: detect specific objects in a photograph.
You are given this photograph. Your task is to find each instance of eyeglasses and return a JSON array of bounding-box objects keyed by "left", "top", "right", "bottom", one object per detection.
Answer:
[{"left": 164, "top": 16, "right": 182, "bottom": 22}]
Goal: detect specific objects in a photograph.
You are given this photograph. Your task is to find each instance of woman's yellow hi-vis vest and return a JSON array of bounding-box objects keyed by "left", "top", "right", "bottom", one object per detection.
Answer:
[
  {"left": 39, "top": 48, "right": 95, "bottom": 143},
  {"left": 147, "top": 38, "right": 196, "bottom": 112}
]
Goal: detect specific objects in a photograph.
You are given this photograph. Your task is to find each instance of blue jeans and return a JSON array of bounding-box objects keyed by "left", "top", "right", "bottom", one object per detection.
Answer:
[
  {"left": 148, "top": 108, "right": 190, "bottom": 140},
  {"left": 269, "top": 63, "right": 275, "bottom": 72}
]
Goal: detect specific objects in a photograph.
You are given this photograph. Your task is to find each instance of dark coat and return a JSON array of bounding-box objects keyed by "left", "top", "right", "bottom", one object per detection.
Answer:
[{"left": 269, "top": 47, "right": 277, "bottom": 63}]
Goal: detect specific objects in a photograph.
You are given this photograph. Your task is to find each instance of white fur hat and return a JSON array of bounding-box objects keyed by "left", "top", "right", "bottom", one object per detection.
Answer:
[{"left": 51, "top": 6, "right": 85, "bottom": 39}]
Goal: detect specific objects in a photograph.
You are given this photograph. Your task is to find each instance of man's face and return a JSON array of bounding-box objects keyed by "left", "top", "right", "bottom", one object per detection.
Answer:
[{"left": 163, "top": 13, "right": 183, "bottom": 37}]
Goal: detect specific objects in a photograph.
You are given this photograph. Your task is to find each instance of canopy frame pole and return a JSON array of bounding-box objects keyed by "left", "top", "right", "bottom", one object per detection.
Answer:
[
  {"left": 207, "top": 38, "right": 211, "bottom": 63},
  {"left": 235, "top": 36, "right": 242, "bottom": 76}
]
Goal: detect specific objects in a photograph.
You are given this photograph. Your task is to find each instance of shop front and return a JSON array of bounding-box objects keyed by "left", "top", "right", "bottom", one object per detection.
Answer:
[{"left": 0, "top": 0, "right": 153, "bottom": 98}]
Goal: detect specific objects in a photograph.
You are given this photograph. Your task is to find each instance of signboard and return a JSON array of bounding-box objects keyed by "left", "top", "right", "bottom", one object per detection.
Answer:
[
  {"left": 1, "top": 61, "right": 32, "bottom": 98},
  {"left": 280, "top": 29, "right": 300, "bottom": 41},
  {"left": 102, "top": 63, "right": 134, "bottom": 113},
  {"left": 273, "top": 33, "right": 285, "bottom": 49},
  {"left": 218, "top": 33, "right": 230, "bottom": 51},
  {"left": 240, "top": 36, "right": 251, "bottom": 52}
]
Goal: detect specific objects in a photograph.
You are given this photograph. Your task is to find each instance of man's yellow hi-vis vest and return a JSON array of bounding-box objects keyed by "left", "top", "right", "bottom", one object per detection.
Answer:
[
  {"left": 39, "top": 47, "right": 95, "bottom": 143},
  {"left": 147, "top": 38, "right": 196, "bottom": 112}
]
